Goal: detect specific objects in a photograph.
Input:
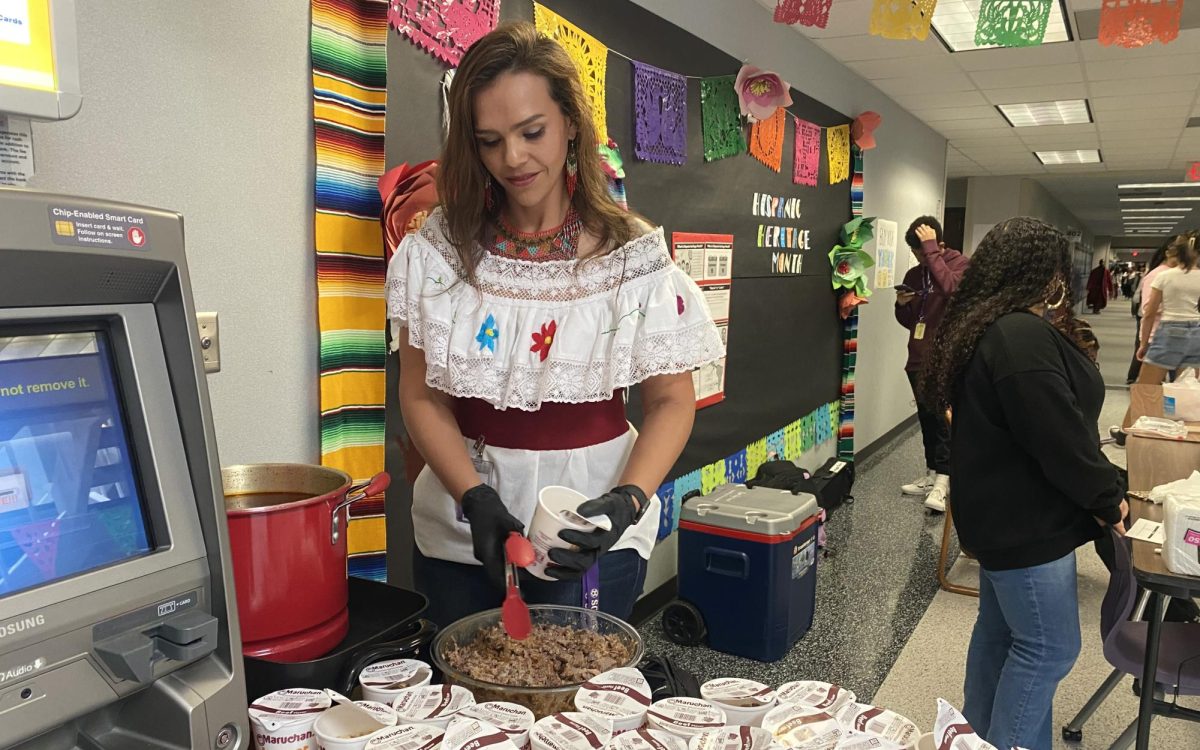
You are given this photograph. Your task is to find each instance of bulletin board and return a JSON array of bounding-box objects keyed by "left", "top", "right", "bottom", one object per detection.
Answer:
[{"left": 382, "top": 0, "right": 850, "bottom": 578}]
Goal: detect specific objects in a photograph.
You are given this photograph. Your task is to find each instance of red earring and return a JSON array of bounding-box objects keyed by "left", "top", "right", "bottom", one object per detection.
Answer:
[
  {"left": 484, "top": 175, "right": 495, "bottom": 212},
  {"left": 565, "top": 140, "right": 578, "bottom": 199}
]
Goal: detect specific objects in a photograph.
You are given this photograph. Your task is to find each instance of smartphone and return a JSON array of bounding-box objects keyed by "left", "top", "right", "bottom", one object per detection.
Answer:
[{"left": 894, "top": 284, "right": 917, "bottom": 294}]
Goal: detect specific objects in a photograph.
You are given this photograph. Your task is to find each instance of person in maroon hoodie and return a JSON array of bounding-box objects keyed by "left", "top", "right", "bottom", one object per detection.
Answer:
[{"left": 894, "top": 217, "right": 970, "bottom": 512}]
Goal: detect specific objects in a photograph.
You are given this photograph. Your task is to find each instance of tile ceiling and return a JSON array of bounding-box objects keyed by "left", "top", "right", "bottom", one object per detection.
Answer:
[{"left": 755, "top": 0, "right": 1200, "bottom": 238}]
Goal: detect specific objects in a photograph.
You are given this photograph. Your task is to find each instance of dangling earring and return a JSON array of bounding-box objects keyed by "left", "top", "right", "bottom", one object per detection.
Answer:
[
  {"left": 1045, "top": 279, "right": 1067, "bottom": 310},
  {"left": 484, "top": 175, "right": 495, "bottom": 212},
  {"left": 565, "top": 140, "right": 578, "bottom": 199}
]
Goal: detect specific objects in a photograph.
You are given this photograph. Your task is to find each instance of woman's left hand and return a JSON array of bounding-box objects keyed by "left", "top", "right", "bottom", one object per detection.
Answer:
[
  {"left": 546, "top": 486, "right": 646, "bottom": 580},
  {"left": 1136, "top": 343, "right": 1149, "bottom": 362}
]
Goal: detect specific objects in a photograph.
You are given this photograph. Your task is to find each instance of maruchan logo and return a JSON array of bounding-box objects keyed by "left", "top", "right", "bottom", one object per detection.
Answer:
[
  {"left": 0, "top": 614, "right": 46, "bottom": 639},
  {"left": 0, "top": 657, "right": 46, "bottom": 684},
  {"left": 255, "top": 730, "right": 314, "bottom": 746}
]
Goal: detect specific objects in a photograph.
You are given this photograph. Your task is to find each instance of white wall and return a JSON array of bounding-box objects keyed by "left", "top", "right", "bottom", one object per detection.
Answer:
[
  {"left": 26, "top": 2, "right": 318, "bottom": 467},
  {"left": 628, "top": 0, "right": 949, "bottom": 596}
]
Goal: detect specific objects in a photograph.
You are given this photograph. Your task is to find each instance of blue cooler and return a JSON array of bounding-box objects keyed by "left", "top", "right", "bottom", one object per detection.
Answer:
[{"left": 677, "top": 485, "right": 819, "bottom": 661}]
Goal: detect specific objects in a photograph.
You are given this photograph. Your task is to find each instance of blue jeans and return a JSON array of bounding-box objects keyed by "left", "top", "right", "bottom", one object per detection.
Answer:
[
  {"left": 412, "top": 548, "right": 648, "bottom": 628},
  {"left": 964, "top": 552, "right": 1082, "bottom": 750}
]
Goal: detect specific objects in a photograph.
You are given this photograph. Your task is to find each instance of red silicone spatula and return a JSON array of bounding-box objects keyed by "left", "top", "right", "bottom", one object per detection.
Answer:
[{"left": 501, "top": 532, "right": 534, "bottom": 640}]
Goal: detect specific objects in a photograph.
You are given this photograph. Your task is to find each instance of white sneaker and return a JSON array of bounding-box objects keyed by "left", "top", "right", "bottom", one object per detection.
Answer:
[
  {"left": 901, "top": 470, "right": 935, "bottom": 496},
  {"left": 924, "top": 474, "right": 949, "bottom": 513}
]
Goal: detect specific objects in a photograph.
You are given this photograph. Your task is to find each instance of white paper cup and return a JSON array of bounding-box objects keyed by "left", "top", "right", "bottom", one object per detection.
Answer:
[
  {"left": 574, "top": 667, "right": 653, "bottom": 733},
  {"left": 762, "top": 704, "right": 842, "bottom": 750},
  {"left": 646, "top": 698, "right": 727, "bottom": 739},
  {"left": 358, "top": 658, "right": 434, "bottom": 704},
  {"left": 314, "top": 703, "right": 393, "bottom": 750},
  {"left": 457, "top": 702, "right": 536, "bottom": 749},
  {"left": 530, "top": 711, "right": 614, "bottom": 750},
  {"left": 249, "top": 688, "right": 331, "bottom": 750},
  {"left": 776, "top": 683, "right": 856, "bottom": 717},
  {"left": 834, "top": 705, "right": 919, "bottom": 750},
  {"left": 700, "top": 679, "right": 777, "bottom": 727},
  {"left": 390, "top": 684, "right": 476, "bottom": 728},
  {"left": 527, "top": 486, "right": 611, "bottom": 581},
  {"left": 612, "top": 728, "right": 690, "bottom": 750},
  {"left": 364, "top": 723, "right": 445, "bottom": 750},
  {"left": 688, "top": 726, "right": 774, "bottom": 750}
]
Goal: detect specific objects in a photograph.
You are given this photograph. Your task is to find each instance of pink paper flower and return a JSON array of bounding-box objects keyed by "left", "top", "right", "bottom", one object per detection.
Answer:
[{"left": 735, "top": 65, "right": 793, "bottom": 123}]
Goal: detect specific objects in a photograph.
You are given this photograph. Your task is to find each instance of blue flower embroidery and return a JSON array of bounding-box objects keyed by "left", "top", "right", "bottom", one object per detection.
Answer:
[{"left": 476, "top": 314, "right": 499, "bottom": 353}]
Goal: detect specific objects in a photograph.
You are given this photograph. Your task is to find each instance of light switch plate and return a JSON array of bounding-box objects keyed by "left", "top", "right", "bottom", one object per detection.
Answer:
[{"left": 197, "top": 312, "right": 220, "bottom": 374}]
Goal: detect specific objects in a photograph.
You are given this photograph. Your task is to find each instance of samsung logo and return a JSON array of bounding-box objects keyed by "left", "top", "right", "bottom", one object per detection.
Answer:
[{"left": 0, "top": 615, "right": 46, "bottom": 639}]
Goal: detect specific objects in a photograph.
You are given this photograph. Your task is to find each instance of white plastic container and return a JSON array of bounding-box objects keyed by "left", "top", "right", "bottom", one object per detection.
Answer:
[
  {"left": 457, "top": 702, "right": 536, "bottom": 749},
  {"left": 688, "top": 726, "right": 774, "bottom": 750},
  {"left": 700, "top": 679, "right": 778, "bottom": 727},
  {"left": 314, "top": 703, "right": 393, "bottom": 750},
  {"left": 249, "top": 688, "right": 331, "bottom": 750},
  {"left": 364, "top": 723, "right": 445, "bottom": 750},
  {"left": 444, "top": 717, "right": 522, "bottom": 750},
  {"left": 527, "top": 486, "right": 611, "bottom": 580},
  {"left": 358, "top": 658, "right": 435, "bottom": 704},
  {"left": 530, "top": 711, "right": 614, "bottom": 750},
  {"left": 646, "top": 698, "right": 727, "bottom": 739},
  {"left": 574, "top": 667, "right": 653, "bottom": 733},
  {"left": 776, "top": 682, "right": 856, "bottom": 717},
  {"left": 834, "top": 704, "right": 920, "bottom": 749},
  {"left": 762, "top": 704, "right": 843, "bottom": 750},
  {"left": 611, "top": 729, "right": 690, "bottom": 750},
  {"left": 390, "top": 684, "right": 476, "bottom": 728}
]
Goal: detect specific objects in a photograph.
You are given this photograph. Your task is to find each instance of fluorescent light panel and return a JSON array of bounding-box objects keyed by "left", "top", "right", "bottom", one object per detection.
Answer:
[
  {"left": 1121, "top": 197, "right": 1200, "bottom": 202},
  {"left": 932, "top": 0, "right": 1071, "bottom": 52},
  {"left": 1118, "top": 183, "right": 1200, "bottom": 189},
  {"left": 997, "top": 100, "right": 1091, "bottom": 127},
  {"left": 1124, "top": 207, "right": 1193, "bottom": 212},
  {"left": 1035, "top": 150, "right": 1102, "bottom": 165}
]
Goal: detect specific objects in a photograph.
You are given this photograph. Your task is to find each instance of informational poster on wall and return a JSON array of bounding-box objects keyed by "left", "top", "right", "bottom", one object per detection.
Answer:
[
  {"left": 672, "top": 232, "right": 732, "bottom": 409},
  {"left": 873, "top": 218, "right": 898, "bottom": 289}
]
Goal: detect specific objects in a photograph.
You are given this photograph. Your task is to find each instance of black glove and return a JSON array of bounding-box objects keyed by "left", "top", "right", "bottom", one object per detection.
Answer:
[
  {"left": 547, "top": 486, "right": 648, "bottom": 581},
  {"left": 460, "top": 484, "right": 524, "bottom": 590}
]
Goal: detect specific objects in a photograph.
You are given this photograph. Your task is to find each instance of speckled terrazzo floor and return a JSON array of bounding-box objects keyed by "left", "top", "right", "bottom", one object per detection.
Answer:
[{"left": 639, "top": 416, "right": 955, "bottom": 701}]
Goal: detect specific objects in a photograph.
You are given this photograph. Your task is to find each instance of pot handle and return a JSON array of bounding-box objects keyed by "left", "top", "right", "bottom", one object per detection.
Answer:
[
  {"left": 337, "top": 617, "right": 439, "bottom": 695},
  {"left": 331, "top": 472, "right": 392, "bottom": 545}
]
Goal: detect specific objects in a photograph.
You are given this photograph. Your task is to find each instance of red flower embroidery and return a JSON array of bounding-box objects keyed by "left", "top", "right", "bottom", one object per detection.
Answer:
[
  {"left": 530, "top": 320, "right": 557, "bottom": 361},
  {"left": 676, "top": 295, "right": 685, "bottom": 315}
]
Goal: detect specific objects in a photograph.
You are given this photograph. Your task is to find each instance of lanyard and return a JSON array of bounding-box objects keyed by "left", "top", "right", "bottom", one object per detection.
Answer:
[{"left": 917, "top": 268, "right": 932, "bottom": 323}]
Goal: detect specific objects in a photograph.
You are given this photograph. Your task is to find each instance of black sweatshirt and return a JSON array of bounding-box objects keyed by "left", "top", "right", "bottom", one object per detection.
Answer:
[{"left": 950, "top": 312, "right": 1124, "bottom": 571}]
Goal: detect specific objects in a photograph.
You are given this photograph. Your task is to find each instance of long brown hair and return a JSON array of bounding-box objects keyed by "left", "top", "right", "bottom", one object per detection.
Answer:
[{"left": 439, "top": 22, "right": 639, "bottom": 282}]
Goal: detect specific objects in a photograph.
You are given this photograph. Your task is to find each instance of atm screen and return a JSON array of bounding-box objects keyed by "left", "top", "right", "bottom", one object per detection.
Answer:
[{"left": 0, "top": 330, "right": 154, "bottom": 597}]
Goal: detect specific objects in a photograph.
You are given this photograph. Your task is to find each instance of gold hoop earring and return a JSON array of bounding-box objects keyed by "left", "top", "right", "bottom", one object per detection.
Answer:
[{"left": 1045, "top": 280, "right": 1067, "bottom": 310}]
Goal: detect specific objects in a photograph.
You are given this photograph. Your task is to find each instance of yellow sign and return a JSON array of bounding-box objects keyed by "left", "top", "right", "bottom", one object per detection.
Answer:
[{"left": 0, "top": 1, "right": 57, "bottom": 92}]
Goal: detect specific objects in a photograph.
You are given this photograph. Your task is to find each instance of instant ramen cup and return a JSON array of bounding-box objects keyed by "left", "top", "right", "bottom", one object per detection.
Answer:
[
  {"left": 249, "top": 688, "right": 331, "bottom": 750},
  {"left": 444, "top": 717, "right": 522, "bottom": 750},
  {"left": 314, "top": 702, "right": 392, "bottom": 750},
  {"left": 358, "top": 658, "right": 434, "bottom": 704},
  {"left": 646, "top": 698, "right": 727, "bottom": 739},
  {"left": 574, "top": 667, "right": 653, "bottom": 733},
  {"left": 612, "top": 729, "right": 689, "bottom": 750},
  {"left": 527, "top": 486, "right": 612, "bottom": 581},
  {"left": 776, "top": 683, "right": 856, "bottom": 717},
  {"left": 700, "top": 679, "right": 778, "bottom": 727},
  {"left": 390, "top": 684, "right": 476, "bottom": 728},
  {"left": 835, "top": 733, "right": 905, "bottom": 750},
  {"left": 355, "top": 702, "right": 399, "bottom": 727},
  {"left": 762, "top": 704, "right": 843, "bottom": 750},
  {"left": 834, "top": 705, "right": 919, "bottom": 749},
  {"left": 530, "top": 711, "right": 614, "bottom": 750},
  {"left": 688, "top": 726, "right": 774, "bottom": 750},
  {"left": 364, "top": 724, "right": 445, "bottom": 750},
  {"left": 457, "top": 702, "right": 536, "bottom": 749}
]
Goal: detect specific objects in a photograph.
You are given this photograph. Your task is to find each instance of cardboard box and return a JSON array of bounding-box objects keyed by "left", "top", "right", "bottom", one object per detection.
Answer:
[{"left": 1126, "top": 385, "right": 1200, "bottom": 492}]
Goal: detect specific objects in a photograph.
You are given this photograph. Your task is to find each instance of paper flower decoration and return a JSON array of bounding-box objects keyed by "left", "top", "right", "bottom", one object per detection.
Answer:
[
  {"left": 829, "top": 216, "right": 877, "bottom": 298},
  {"left": 379, "top": 160, "right": 439, "bottom": 264},
  {"left": 734, "top": 65, "right": 793, "bottom": 123},
  {"left": 839, "top": 291, "right": 869, "bottom": 319},
  {"left": 851, "top": 112, "right": 882, "bottom": 150}
]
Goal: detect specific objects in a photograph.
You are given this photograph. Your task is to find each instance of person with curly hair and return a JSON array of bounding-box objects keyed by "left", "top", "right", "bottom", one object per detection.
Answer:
[{"left": 920, "top": 217, "right": 1128, "bottom": 750}]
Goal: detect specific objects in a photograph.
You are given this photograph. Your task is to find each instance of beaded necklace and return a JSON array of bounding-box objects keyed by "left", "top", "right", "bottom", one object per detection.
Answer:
[{"left": 492, "top": 206, "right": 583, "bottom": 261}]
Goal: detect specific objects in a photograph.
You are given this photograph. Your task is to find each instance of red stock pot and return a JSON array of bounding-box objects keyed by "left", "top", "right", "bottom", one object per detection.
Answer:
[{"left": 222, "top": 464, "right": 390, "bottom": 662}]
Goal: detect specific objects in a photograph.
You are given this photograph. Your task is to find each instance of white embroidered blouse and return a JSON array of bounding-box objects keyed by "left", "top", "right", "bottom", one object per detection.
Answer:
[{"left": 385, "top": 208, "right": 725, "bottom": 412}]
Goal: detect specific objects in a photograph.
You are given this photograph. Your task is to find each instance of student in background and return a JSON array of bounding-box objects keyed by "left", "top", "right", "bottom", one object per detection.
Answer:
[
  {"left": 1085, "top": 259, "right": 1112, "bottom": 314},
  {"left": 894, "top": 217, "right": 969, "bottom": 513}
]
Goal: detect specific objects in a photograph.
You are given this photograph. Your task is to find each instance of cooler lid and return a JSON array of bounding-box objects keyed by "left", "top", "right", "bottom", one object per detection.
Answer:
[{"left": 680, "top": 484, "right": 819, "bottom": 535}]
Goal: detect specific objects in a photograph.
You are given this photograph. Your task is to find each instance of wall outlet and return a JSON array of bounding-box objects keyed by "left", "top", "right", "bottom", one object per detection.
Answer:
[{"left": 197, "top": 312, "right": 220, "bottom": 374}]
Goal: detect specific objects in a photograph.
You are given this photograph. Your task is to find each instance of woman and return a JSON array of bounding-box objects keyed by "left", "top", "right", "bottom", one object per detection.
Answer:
[
  {"left": 921, "top": 218, "right": 1127, "bottom": 750},
  {"left": 385, "top": 23, "right": 723, "bottom": 627},
  {"left": 1126, "top": 245, "right": 1176, "bottom": 385},
  {"left": 1085, "top": 259, "right": 1112, "bottom": 314},
  {"left": 1135, "top": 232, "right": 1200, "bottom": 380}
]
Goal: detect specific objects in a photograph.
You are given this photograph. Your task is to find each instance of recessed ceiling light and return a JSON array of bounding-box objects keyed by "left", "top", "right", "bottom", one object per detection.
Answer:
[
  {"left": 1121, "top": 196, "right": 1200, "bottom": 202},
  {"left": 931, "top": 0, "right": 1071, "bottom": 52},
  {"left": 1117, "top": 182, "right": 1200, "bottom": 189},
  {"left": 1123, "top": 207, "right": 1193, "bottom": 212},
  {"left": 1035, "top": 150, "right": 1102, "bottom": 165},
  {"left": 997, "top": 100, "right": 1091, "bottom": 127}
]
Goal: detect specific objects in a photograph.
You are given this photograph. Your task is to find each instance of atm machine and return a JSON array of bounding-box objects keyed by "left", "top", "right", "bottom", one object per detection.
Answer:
[{"left": 0, "top": 189, "right": 249, "bottom": 748}]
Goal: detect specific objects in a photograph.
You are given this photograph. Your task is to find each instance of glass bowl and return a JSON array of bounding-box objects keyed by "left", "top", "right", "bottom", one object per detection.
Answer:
[{"left": 431, "top": 605, "right": 645, "bottom": 718}]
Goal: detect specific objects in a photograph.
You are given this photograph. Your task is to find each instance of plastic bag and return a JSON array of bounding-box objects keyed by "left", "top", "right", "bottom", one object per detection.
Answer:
[
  {"left": 1163, "top": 490, "right": 1200, "bottom": 577},
  {"left": 1163, "top": 369, "right": 1200, "bottom": 422}
]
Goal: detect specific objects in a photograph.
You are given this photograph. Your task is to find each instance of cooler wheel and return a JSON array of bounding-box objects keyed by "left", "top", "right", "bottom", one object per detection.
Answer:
[
  {"left": 1061, "top": 727, "right": 1083, "bottom": 742},
  {"left": 662, "top": 600, "right": 706, "bottom": 647}
]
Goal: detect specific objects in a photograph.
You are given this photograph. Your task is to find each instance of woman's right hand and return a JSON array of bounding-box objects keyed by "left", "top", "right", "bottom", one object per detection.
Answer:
[
  {"left": 1096, "top": 498, "right": 1130, "bottom": 535},
  {"left": 460, "top": 484, "right": 525, "bottom": 590}
]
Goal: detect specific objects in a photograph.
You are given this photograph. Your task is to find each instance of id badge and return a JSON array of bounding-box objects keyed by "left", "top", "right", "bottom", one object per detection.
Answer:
[{"left": 914, "top": 322, "right": 926, "bottom": 341}]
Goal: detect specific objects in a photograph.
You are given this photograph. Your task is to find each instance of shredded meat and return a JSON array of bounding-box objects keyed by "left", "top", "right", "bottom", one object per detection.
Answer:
[{"left": 443, "top": 624, "right": 632, "bottom": 688}]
